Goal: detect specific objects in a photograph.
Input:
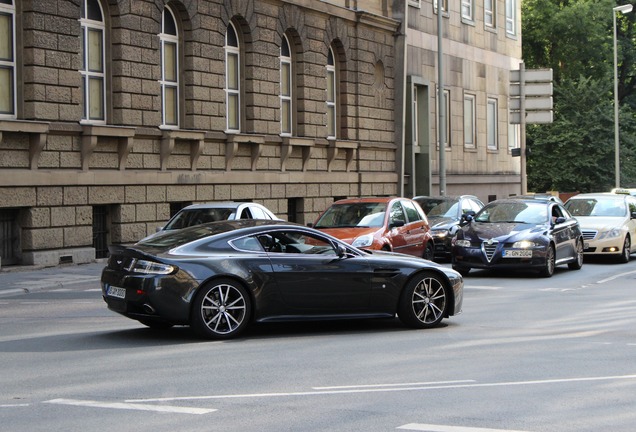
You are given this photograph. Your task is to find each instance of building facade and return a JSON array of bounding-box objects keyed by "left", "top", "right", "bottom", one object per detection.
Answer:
[
  {"left": 0, "top": 0, "right": 401, "bottom": 266},
  {"left": 399, "top": 0, "right": 523, "bottom": 201}
]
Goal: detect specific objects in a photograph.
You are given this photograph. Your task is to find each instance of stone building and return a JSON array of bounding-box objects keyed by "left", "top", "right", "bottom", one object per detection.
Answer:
[
  {"left": 0, "top": 0, "right": 401, "bottom": 266},
  {"left": 399, "top": 0, "right": 523, "bottom": 200}
]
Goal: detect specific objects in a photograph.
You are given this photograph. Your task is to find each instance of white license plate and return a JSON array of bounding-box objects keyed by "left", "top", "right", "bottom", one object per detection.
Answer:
[
  {"left": 107, "top": 286, "right": 126, "bottom": 299},
  {"left": 502, "top": 249, "right": 532, "bottom": 258}
]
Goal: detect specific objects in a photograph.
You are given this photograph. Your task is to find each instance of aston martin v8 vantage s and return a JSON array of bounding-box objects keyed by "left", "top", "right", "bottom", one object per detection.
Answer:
[{"left": 101, "top": 220, "right": 464, "bottom": 339}]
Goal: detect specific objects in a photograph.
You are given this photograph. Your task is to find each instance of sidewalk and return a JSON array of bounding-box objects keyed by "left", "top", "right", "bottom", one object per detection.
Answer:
[{"left": 0, "top": 261, "right": 106, "bottom": 296}]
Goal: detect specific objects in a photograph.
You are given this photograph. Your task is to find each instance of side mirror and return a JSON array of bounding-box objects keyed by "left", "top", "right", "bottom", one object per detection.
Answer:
[
  {"left": 336, "top": 244, "right": 348, "bottom": 258},
  {"left": 155, "top": 226, "right": 164, "bottom": 233},
  {"left": 460, "top": 212, "right": 475, "bottom": 226},
  {"left": 554, "top": 216, "right": 566, "bottom": 225}
]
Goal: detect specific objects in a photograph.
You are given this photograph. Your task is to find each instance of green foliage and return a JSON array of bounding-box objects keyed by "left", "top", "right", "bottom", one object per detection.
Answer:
[{"left": 522, "top": 0, "right": 636, "bottom": 192}]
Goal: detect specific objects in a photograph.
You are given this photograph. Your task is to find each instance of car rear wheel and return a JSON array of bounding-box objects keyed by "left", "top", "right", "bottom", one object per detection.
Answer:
[
  {"left": 618, "top": 235, "right": 631, "bottom": 264},
  {"left": 568, "top": 239, "right": 584, "bottom": 270},
  {"left": 398, "top": 272, "right": 447, "bottom": 329},
  {"left": 191, "top": 279, "right": 251, "bottom": 339},
  {"left": 540, "top": 245, "right": 555, "bottom": 278}
]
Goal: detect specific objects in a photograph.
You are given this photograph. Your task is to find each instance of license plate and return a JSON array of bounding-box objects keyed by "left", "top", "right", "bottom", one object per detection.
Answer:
[
  {"left": 502, "top": 249, "right": 532, "bottom": 258},
  {"left": 107, "top": 286, "right": 126, "bottom": 299}
]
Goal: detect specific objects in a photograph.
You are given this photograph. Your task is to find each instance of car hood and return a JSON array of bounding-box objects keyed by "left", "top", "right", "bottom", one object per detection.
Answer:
[
  {"left": 428, "top": 216, "right": 457, "bottom": 230},
  {"left": 461, "top": 222, "right": 547, "bottom": 242},
  {"left": 317, "top": 227, "right": 381, "bottom": 244},
  {"left": 573, "top": 216, "right": 627, "bottom": 230}
]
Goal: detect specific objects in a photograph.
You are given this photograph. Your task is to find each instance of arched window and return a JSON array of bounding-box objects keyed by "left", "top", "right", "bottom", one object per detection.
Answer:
[
  {"left": 326, "top": 46, "right": 337, "bottom": 139},
  {"left": 280, "top": 34, "right": 293, "bottom": 136},
  {"left": 160, "top": 6, "right": 179, "bottom": 128},
  {"left": 225, "top": 22, "right": 240, "bottom": 132},
  {"left": 0, "top": 0, "right": 16, "bottom": 118},
  {"left": 80, "top": 0, "right": 106, "bottom": 123}
]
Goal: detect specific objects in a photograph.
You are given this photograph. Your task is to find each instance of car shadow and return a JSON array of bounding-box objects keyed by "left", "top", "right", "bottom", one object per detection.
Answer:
[{"left": 0, "top": 318, "right": 451, "bottom": 353}]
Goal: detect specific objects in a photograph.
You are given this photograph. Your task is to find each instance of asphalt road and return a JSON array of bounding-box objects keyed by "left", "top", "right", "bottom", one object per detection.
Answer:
[{"left": 1, "top": 258, "right": 636, "bottom": 432}]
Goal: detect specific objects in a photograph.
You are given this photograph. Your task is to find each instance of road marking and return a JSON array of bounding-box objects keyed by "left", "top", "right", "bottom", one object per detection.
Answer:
[
  {"left": 127, "top": 374, "right": 636, "bottom": 403},
  {"left": 44, "top": 398, "right": 215, "bottom": 415},
  {"left": 313, "top": 380, "right": 475, "bottom": 390},
  {"left": 596, "top": 270, "right": 636, "bottom": 284},
  {"left": 0, "top": 404, "right": 30, "bottom": 408},
  {"left": 397, "top": 424, "right": 530, "bottom": 432}
]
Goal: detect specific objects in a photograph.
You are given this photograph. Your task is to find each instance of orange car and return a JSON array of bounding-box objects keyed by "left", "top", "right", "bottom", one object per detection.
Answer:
[{"left": 313, "top": 197, "right": 434, "bottom": 260}]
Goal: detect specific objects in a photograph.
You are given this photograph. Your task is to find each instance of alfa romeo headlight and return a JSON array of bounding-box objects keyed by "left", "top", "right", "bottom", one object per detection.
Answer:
[
  {"left": 455, "top": 239, "right": 471, "bottom": 247},
  {"left": 512, "top": 240, "right": 537, "bottom": 249}
]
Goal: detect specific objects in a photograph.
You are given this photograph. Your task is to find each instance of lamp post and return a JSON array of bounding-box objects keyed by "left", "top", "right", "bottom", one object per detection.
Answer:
[
  {"left": 437, "top": 0, "right": 446, "bottom": 195},
  {"left": 613, "top": 4, "right": 633, "bottom": 188}
]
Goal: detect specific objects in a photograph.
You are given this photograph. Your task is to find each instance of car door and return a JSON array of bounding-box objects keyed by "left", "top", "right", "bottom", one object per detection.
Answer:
[
  {"left": 400, "top": 199, "right": 428, "bottom": 256},
  {"left": 550, "top": 204, "right": 578, "bottom": 262},
  {"left": 260, "top": 229, "right": 373, "bottom": 313}
]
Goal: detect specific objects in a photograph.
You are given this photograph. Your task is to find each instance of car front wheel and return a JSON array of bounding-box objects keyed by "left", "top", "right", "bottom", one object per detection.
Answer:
[
  {"left": 618, "top": 236, "right": 631, "bottom": 264},
  {"left": 540, "top": 245, "right": 555, "bottom": 277},
  {"left": 568, "top": 239, "right": 584, "bottom": 270},
  {"left": 398, "top": 272, "right": 448, "bottom": 329},
  {"left": 191, "top": 279, "right": 251, "bottom": 339},
  {"left": 423, "top": 241, "right": 435, "bottom": 261}
]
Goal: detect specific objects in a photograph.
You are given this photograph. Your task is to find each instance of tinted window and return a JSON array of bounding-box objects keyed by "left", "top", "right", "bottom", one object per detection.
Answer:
[
  {"left": 402, "top": 200, "right": 422, "bottom": 223},
  {"left": 258, "top": 231, "right": 337, "bottom": 255}
]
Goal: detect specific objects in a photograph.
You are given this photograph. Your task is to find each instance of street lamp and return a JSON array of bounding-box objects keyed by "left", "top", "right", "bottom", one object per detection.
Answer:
[{"left": 613, "top": 4, "right": 633, "bottom": 188}]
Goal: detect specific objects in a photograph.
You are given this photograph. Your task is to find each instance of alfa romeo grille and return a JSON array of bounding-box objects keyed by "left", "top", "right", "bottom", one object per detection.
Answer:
[
  {"left": 482, "top": 240, "right": 498, "bottom": 262},
  {"left": 581, "top": 230, "right": 597, "bottom": 240}
]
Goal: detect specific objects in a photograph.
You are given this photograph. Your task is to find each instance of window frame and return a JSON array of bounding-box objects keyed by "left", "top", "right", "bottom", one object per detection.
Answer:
[
  {"left": 461, "top": 0, "right": 474, "bottom": 22},
  {"left": 463, "top": 93, "right": 476, "bottom": 149},
  {"left": 506, "top": 0, "right": 517, "bottom": 36},
  {"left": 280, "top": 34, "right": 293, "bottom": 137},
  {"left": 487, "top": 97, "right": 498, "bottom": 150},
  {"left": 433, "top": 0, "right": 448, "bottom": 14},
  {"left": 0, "top": 0, "right": 16, "bottom": 118},
  {"left": 225, "top": 21, "right": 241, "bottom": 133},
  {"left": 326, "top": 46, "right": 337, "bottom": 140},
  {"left": 485, "top": 0, "right": 496, "bottom": 29},
  {"left": 159, "top": 6, "right": 179, "bottom": 129},
  {"left": 79, "top": 0, "right": 106, "bottom": 124},
  {"left": 408, "top": 0, "right": 421, "bottom": 7},
  {"left": 436, "top": 87, "right": 451, "bottom": 148}
]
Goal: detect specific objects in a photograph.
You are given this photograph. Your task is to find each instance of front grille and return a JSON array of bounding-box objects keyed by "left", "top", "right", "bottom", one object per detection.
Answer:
[
  {"left": 482, "top": 240, "right": 498, "bottom": 262},
  {"left": 582, "top": 230, "right": 597, "bottom": 240}
]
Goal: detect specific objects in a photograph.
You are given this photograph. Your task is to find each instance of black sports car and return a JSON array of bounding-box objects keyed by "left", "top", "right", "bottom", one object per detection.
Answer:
[
  {"left": 451, "top": 198, "right": 584, "bottom": 277},
  {"left": 101, "top": 220, "right": 464, "bottom": 339}
]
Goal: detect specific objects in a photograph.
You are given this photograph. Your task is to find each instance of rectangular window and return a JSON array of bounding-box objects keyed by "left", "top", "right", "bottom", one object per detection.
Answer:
[
  {"left": 80, "top": 13, "right": 106, "bottom": 123},
  {"left": 408, "top": 0, "right": 421, "bottom": 7},
  {"left": 326, "top": 68, "right": 336, "bottom": 139},
  {"left": 164, "top": 86, "right": 177, "bottom": 126},
  {"left": 506, "top": 0, "right": 516, "bottom": 36},
  {"left": 0, "top": 7, "right": 15, "bottom": 117},
  {"left": 508, "top": 123, "right": 520, "bottom": 150},
  {"left": 485, "top": 0, "right": 495, "bottom": 28},
  {"left": 461, "top": 0, "right": 474, "bottom": 21},
  {"left": 463, "top": 94, "right": 476, "bottom": 148},
  {"left": 226, "top": 51, "right": 240, "bottom": 131},
  {"left": 487, "top": 98, "right": 498, "bottom": 150},
  {"left": 434, "top": 0, "right": 448, "bottom": 13},
  {"left": 436, "top": 88, "right": 451, "bottom": 148},
  {"left": 280, "top": 60, "right": 292, "bottom": 135}
]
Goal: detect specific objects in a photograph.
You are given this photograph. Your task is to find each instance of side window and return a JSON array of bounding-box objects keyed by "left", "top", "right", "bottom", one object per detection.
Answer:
[
  {"left": 401, "top": 200, "right": 421, "bottom": 223},
  {"left": 231, "top": 236, "right": 264, "bottom": 252},
  {"left": 389, "top": 202, "right": 407, "bottom": 226},
  {"left": 552, "top": 205, "right": 565, "bottom": 222},
  {"left": 249, "top": 206, "right": 268, "bottom": 219},
  {"left": 258, "top": 231, "right": 337, "bottom": 256},
  {"left": 628, "top": 198, "right": 636, "bottom": 215},
  {"left": 467, "top": 199, "right": 483, "bottom": 213},
  {"left": 80, "top": 0, "right": 106, "bottom": 123},
  {"left": 239, "top": 208, "right": 252, "bottom": 219},
  {"left": 0, "top": 0, "right": 16, "bottom": 118}
]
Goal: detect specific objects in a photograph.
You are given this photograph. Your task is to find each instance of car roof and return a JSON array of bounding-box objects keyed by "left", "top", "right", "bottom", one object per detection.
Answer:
[
  {"left": 332, "top": 197, "right": 405, "bottom": 204},
  {"left": 413, "top": 195, "right": 478, "bottom": 201},
  {"left": 567, "top": 193, "right": 628, "bottom": 201},
  {"left": 487, "top": 198, "right": 555, "bottom": 206},
  {"left": 179, "top": 201, "right": 260, "bottom": 210}
]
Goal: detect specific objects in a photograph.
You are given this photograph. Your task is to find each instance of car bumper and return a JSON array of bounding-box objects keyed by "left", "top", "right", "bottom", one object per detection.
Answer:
[
  {"left": 583, "top": 237, "right": 625, "bottom": 255},
  {"left": 452, "top": 247, "right": 548, "bottom": 270}
]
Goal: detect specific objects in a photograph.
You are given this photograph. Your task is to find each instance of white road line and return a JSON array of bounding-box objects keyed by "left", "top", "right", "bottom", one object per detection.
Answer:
[
  {"left": 397, "top": 423, "right": 530, "bottom": 432},
  {"left": 314, "top": 380, "right": 475, "bottom": 390},
  {"left": 0, "top": 404, "right": 30, "bottom": 408},
  {"left": 596, "top": 270, "right": 636, "bottom": 284},
  {"left": 44, "top": 398, "right": 215, "bottom": 415},
  {"left": 127, "top": 374, "right": 636, "bottom": 403}
]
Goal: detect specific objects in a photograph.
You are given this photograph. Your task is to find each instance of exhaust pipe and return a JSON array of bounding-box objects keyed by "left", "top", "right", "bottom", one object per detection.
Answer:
[{"left": 143, "top": 304, "right": 155, "bottom": 314}]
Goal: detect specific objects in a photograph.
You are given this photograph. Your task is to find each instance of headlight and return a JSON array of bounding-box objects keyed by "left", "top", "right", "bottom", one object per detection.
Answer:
[
  {"left": 126, "top": 258, "right": 175, "bottom": 275},
  {"left": 597, "top": 228, "right": 622, "bottom": 240},
  {"left": 455, "top": 239, "right": 471, "bottom": 247},
  {"left": 431, "top": 229, "right": 450, "bottom": 238},
  {"left": 512, "top": 240, "right": 537, "bottom": 249},
  {"left": 352, "top": 234, "right": 374, "bottom": 248}
]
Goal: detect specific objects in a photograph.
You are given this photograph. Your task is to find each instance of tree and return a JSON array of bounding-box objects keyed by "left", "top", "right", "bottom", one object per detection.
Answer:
[{"left": 522, "top": 0, "right": 636, "bottom": 191}]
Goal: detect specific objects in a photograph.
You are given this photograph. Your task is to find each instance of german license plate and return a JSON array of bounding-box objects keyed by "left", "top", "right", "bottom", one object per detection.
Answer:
[
  {"left": 502, "top": 249, "right": 532, "bottom": 258},
  {"left": 107, "top": 286, "right": 126, "bottom": 299}
]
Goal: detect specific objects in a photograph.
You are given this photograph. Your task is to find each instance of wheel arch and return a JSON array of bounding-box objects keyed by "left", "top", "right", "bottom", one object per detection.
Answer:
[
  {"left": 188, "top": 274, "right": 257, "bottom": 323},
  {"left": 400, "top": 268, "right": 455, "bottom": 317}
]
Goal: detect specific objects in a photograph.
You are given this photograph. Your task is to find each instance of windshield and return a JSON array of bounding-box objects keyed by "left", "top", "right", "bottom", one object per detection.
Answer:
[
  {"left": 314, "top": 202, "right": 387, "bottom": 228},
  {"left": 475, "top": 201, "right": 549, "bottom": 224},
  {"left": 565, "top": 199, "right": 626, "bottom": 217},
  {"left": 164, "top": 208, "right": 235, "bottom": 230},
  {"left": 419, "top": 199, "right": 459, "bottom": 217}
]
